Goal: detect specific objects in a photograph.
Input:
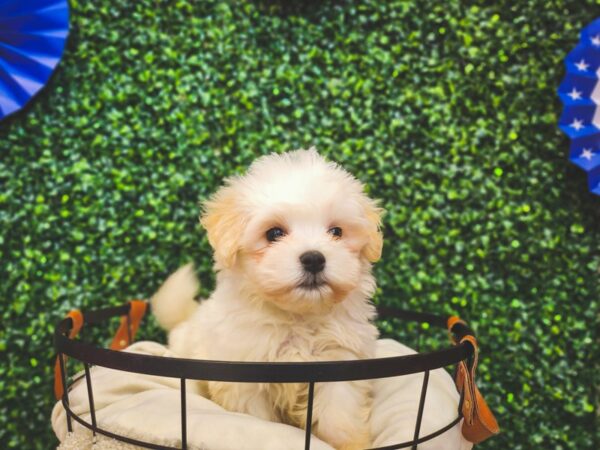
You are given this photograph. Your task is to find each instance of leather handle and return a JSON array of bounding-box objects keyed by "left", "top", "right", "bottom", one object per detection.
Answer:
[
  {"left": 109, "top": 300, "right": 147, "bottom": 350},
  {"left": 53, "top": 301, "right": 148, "bottom": 400},
  {"left": 53, "top": 310, "right": 84, "bottom": 400},
  {"left": 448, "top": 316, "right": 500, "bottom": 444}
]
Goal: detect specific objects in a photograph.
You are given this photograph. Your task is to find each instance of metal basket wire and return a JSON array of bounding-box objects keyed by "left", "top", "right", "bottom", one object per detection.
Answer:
[{"left": 54, "top": 302, "right": 476, "bottom": 450}]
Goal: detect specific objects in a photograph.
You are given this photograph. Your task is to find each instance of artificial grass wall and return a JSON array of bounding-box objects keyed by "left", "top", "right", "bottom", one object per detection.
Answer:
[{"left": 1, "top": 0, "right": 598, "bottom": 448}]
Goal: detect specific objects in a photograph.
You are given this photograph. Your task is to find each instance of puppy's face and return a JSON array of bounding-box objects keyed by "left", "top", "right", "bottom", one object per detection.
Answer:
[{"left": 201, "top": 149, "right": 383, "bottom": 314}]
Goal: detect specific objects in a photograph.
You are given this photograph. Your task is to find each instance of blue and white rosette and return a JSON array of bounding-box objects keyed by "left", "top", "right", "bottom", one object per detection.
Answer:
[
  {"left": 558, "top": 17, "right": 600, "bottom": 196},
  {"left": 0, "top": 0, "right": 69, "bottom": 120}
]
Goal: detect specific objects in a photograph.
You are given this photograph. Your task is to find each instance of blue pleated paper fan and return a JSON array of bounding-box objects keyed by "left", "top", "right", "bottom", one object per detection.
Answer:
[
  {"left": 0, "top": 0, "right": 69, "bottom": 120},
  {"left": 558, "top": 17, "right": 600, "bottom": 196}
]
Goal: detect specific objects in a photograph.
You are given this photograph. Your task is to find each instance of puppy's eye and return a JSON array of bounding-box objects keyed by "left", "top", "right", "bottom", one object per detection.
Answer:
[
  {"left": 328, "top": 227, "right": 342, "bottom": 239},
  {"left": 266, "top": 227, "right": 286, "bottom": 242}
]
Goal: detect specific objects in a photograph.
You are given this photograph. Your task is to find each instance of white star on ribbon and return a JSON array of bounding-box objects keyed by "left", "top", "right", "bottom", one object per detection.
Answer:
[
  {"left": 580, "top": 148, "right": 594, "bottom": 160},
  {"left": 591, "top": 35, "right": 600, "bottom": 47},
  {"left": 575, "top": 59, "right": 589, "bottom": 71},
  {"left": 570, "top": 118, "right": 584, "bottom": 131},
  {"left": 567, "top": 88, "right": 582, "bottom": 100}
]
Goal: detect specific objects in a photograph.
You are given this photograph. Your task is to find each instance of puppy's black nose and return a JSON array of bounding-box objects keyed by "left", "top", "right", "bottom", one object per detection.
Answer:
[{"left": 300, "top": 251, "right": 326, "bottom": 274}]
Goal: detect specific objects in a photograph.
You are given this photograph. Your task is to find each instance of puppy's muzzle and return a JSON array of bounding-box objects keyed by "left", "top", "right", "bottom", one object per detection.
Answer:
[{"left": 299, "top": 250, "right": 325, "bottom": 274}]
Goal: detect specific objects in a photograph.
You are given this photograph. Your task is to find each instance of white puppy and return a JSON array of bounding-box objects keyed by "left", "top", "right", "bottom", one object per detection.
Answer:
[{"left": 152, "top": 148, "right": 384, "bottom": 450}]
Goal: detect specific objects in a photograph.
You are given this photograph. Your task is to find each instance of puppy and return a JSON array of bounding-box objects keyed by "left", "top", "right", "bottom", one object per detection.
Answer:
[{"left": 152, "top": 148, "right": 383, "bottom": 450}]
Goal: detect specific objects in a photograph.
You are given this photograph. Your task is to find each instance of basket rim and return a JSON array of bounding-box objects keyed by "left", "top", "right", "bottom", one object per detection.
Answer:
[{"left": 54, "top": 302, "right": 476, "bottom": 383}]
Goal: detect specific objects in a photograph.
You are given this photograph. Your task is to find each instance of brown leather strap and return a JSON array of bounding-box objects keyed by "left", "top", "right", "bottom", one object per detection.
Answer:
[
  {"left": 54, "top": 310, "right": 84, "bottom": 400},
  {"left": 447, "top": 315, "right": 467, "bottom": 346},
  {"left": 448, "top": 318, "right": 500, "bottom": 444},
  {"left": 447, "top": 315, "right": 465, "bottom": 332},
  {"left": 109, "top": 300, "right": 147, "bottom": 350},
  {"left": 462, "top": 383, "right": 500, "bottom": 443}
]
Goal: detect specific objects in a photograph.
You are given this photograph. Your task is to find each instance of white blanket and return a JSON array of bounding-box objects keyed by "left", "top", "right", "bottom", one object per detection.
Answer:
[{"left": 52, "top": 340, "right": 471, "bottom": 450}]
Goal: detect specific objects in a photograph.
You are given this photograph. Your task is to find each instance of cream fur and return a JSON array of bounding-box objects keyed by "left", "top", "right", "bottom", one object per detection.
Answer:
[
  {"left": 151, "top": 263, "right": 199, "bottom": 331},
  {"left": 153, "top": 148, "right": 384, "bottom": 450}
]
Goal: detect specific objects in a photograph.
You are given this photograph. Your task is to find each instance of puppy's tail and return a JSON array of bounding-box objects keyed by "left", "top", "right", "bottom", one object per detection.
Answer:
[{"left": 151, "top": 263, "right": 199, "bottom": 331}]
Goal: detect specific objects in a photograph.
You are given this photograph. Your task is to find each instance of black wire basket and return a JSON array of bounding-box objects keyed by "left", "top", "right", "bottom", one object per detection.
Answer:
[{"left": 54, "top": 301, "right": 478, "bottom": 450}]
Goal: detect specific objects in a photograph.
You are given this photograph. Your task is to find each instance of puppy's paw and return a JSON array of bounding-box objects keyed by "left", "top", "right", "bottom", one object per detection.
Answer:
[
  {"left": 322, "top": 426, "right": 370, "bottom": 450},
  {"left": 312, "top": 381, "right": 372, "bottom": 450},
  {"left": 336, "top": 432, "right": 371, "bottom": 450}
]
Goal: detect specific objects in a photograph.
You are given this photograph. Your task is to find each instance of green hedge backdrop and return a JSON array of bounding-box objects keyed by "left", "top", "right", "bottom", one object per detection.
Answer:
[{"left": 1, "top": 0, "right": 598, "bottom": 448}]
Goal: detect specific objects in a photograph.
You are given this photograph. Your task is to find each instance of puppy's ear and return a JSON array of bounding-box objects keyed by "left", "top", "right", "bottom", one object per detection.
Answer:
[
  {"left": 359, "top": 195, "right": 384, "bottom": 262},
  {"left": 200, "top": 184, "right": 245, "bottom": 269}
]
